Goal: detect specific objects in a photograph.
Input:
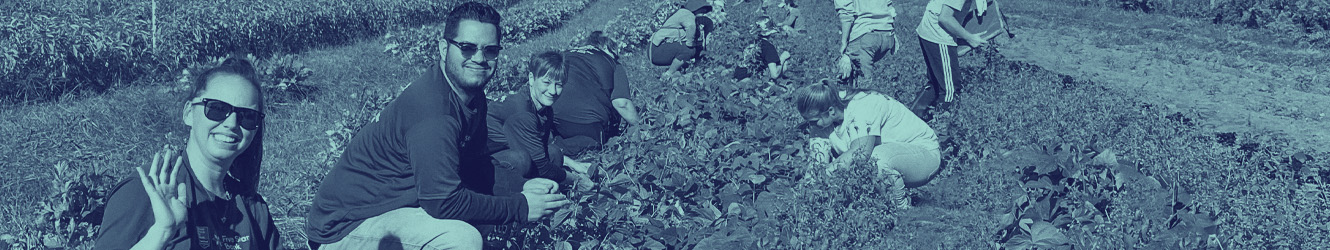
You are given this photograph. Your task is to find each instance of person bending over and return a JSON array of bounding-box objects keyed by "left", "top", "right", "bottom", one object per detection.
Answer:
[
  {"left": 911, "top": 0, "right": 990, "bottom": 119},
  {"left": 650, "top": 0, "right": 713, "bottom": 79},
  {"left": 793, "top": 79, "right": 941, "bottom": 209}
]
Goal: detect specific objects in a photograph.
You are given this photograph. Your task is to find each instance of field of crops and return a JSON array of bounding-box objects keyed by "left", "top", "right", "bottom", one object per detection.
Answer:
[
  {"left": 1, "top": 0, "right": 1327, "bottom": 249},
  {"left": 0, "top": 0, "right": 525, "bottom": 104}
]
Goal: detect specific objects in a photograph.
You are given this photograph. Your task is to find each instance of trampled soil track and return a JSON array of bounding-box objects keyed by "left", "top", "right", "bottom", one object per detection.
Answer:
[{"left": 999, "top": 2, "right": 1330, "bottom": 150}]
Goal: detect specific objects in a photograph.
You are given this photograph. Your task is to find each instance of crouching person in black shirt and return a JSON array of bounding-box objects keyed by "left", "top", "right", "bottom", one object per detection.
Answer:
[
  {"left": 96, "top": 57, "right": 281, "bottom": 250},
  {"left": 488, "top": 51, "right": 576, "bottom": 195},
  {"left": 304, "top": 2, "right": 569, "bottom": 250}
]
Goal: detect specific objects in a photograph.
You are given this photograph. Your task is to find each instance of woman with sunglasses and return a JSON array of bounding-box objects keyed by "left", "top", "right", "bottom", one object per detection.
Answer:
[
  {"left": 794, "top": 79, "right": 940, "bottom": 209},
  {"left": 97, "top": 58, "right": 280, "bottom": 250}
]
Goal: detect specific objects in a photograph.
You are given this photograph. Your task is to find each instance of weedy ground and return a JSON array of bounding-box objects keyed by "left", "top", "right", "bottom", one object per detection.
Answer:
[{"left": 2, "top": 0, "right": 1328, "bottom": 249}]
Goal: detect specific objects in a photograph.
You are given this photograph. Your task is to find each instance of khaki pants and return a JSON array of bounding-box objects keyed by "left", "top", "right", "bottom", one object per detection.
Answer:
[
  {"left": 846, "top": 30, "right": 899, "bottom": 84},
  {"left": 319, "top": 208, "right": 482, "bottom": 250}
]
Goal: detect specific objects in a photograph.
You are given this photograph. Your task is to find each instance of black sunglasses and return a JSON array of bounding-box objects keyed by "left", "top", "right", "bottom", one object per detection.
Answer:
[
  {"left": 191, "top": 98, "right": 265, "bottom": 130},
  {"left": 445, "top": 38, "right": 503, "bottom": 61}
]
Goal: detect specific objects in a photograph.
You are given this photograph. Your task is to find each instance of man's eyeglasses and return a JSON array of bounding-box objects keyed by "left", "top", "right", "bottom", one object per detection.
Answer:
[
  {"left": 191, "top": 98, "right": 265, "bottom": 130},
  {"left": 445, "top": 38, "right": 502, "bottom": 61}
]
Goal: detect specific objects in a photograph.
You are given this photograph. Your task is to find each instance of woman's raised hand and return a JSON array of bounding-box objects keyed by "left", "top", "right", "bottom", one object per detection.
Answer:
[{"left": 136, "top": 148, "right": 189, "bottom": 230}]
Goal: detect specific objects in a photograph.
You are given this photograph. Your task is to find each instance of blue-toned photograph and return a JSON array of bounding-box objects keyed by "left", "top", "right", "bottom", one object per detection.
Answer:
[{"left": 1, "top": 0, "right": 1328, "bottom": 249}]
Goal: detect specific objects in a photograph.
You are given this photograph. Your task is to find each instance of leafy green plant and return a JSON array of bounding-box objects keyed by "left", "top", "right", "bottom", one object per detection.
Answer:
[
  {"left": 28, "top": 161, "right": 116, "bottom": 249},
  {"left": 255, "top": 54, "right": 317, "bottom": 103},
  {"left": 0, "top": 0, "right": 524, "bottom": 104}
]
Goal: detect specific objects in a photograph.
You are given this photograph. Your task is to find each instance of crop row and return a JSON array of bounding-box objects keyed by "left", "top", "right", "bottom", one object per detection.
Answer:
[
  {"left": 0, "top": 0, "right": 520, "bottom": 104},
  {"left": 1079, "top": 0, "right": 1330, "bottom": 47}
]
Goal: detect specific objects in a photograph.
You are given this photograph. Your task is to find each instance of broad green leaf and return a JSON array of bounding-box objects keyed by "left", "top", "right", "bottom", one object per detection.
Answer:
[
  {"left": 1029, "top": 221, "right": 1070, "bottom": 248},
  {"left": 554, "top": 241, "right": 573, "bottom": 250},
  {"left": 642, "top": 238, "right": 666, "bottom": 250},
  {"left": 577, "top": 240, "right": 599, "bottom": 250},
  {"left": 1090, "top": 149, "right": 1118, "bottom": 166},
  {"left": 551, "top": 207, "right": 572, "bottom": 227},
  {"left": 748, "top": 174, "right": 766, "bottom": 184}
]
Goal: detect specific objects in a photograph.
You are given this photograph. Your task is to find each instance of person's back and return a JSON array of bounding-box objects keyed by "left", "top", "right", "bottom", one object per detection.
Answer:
[
  {"left": 835, "top": 0, "right": 897, "bottom": 35},
  {"left": 553, "top": 48, "right": 620, "bottom": 126},
  {"left": 833, "top": 0, "right": 900, "bottom": 85}
]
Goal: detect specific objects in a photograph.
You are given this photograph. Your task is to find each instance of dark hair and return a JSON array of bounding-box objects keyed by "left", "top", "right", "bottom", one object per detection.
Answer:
[
  {"left": 187, "top": 57, "right": 265, "bottom": 196},
  {"left": 792, "top": 78, "right": 872, "bottom": 114},
  {"left": 443, "top": 2, "right": 503, "bottom": 41},
  {"left": 696, "top": 16, "right": 716, "bottom": 34},
  {"left": 582, "top": 31, "right": 619, "bottom": 60},
  {"left": 528, "top": 51, "right": 565, "bottom": 81}
]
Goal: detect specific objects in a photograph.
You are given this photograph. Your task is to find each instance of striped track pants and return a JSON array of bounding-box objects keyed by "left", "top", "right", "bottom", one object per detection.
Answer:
[{"left": 919, "top": 37, "right": 960, "bottom": 104}]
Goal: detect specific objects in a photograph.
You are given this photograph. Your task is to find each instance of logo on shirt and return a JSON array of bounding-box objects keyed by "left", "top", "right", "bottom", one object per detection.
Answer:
[{"left": 197, "top": 227, "right": 212, "bottom": 248}]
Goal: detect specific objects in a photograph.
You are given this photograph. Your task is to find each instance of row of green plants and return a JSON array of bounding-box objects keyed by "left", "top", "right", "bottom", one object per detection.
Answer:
[
  {"left": 0, "top": 0, "right": 520, "bottom": 104},
  {"left": 467, "top": 0, "right": 1330, "bottom": 248},
  {"left": 483, "top": 0, "right": 923, "bottom": 248},
  {"left": 1075, "top": 0, "right": 1330, "bottom": 47},
  {"left": 945, "top": 47, "right": 1330, "bottom": 249}
]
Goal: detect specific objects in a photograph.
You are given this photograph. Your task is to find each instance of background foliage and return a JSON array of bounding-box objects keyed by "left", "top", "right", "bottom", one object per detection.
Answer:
[{"left": 1073, "top": 0, "right": 1330, "bottom": 47}]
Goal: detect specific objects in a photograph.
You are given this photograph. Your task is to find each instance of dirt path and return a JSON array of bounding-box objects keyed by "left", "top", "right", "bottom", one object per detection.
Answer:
[{"left": 999, "top": 2, "right": 1330, "bottom": 150}]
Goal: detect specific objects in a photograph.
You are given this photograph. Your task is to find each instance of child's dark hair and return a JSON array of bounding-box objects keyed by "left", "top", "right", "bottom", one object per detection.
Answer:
[
  {"left": 443, "top": 2, "right": 502, "bottom": 41},
  {"left": 528, "top": 51, "right": 565, "bottom": 81},
  {"left": 186, "top": 57, "right": 266, "bottom": 196}
]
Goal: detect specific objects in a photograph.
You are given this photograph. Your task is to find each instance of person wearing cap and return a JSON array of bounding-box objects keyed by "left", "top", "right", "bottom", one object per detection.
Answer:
[{"left": 650, "top": 0, "right": 713, "bottom": 79}]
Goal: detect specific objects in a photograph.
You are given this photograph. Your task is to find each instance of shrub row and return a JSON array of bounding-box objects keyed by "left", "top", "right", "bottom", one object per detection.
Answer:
[
  {"left": 0, "top": 0, "right": 520, "bottom": 104},
  {"left": 478, "top": 0, "right": 1330, "bottom": 248},
  {"left": 1077, "top": 0, "right": 1330, "bottom": 47}
]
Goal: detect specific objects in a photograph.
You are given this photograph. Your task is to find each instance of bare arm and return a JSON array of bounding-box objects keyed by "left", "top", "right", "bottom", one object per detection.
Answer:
[
  {"left": 612, "top": 98, "right": 641, "bottom": 125},
  {"left": 835, "top": 2, "right": 856, "bottom": 53},
  {"left": 938, "top": 6, "right": 985, "bottom": 45}
]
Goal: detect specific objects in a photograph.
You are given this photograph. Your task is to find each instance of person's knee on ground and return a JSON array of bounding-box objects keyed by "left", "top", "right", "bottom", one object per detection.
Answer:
[{"left": 422, "top": 220, "right": 482, "bottom": 250}]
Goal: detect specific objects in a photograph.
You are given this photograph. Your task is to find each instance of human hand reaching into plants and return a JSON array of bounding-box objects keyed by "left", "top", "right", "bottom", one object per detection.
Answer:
[
  {"left": 523, "top": 178, "right": 559, "bottom": 194},
  {"left": 836, "top": 54, "right": 853, "bottom": 79},
  {"left": 522, "top": 190, "right": 570, "bottom": 222},
  {"left": 135, "top": 148, "right": 189, "bottom": 231}
]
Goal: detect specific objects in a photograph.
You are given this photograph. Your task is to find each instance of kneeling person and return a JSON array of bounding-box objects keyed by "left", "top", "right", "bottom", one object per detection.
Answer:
[
  {"left": 488, "top": 51, "right": 572, "bottom": 195},
  {"left": 305, "top": 3, "right": 568, "bottom": 250},
  {"left": 794, "top": 79, "right": 941, "bottom": 209}
]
